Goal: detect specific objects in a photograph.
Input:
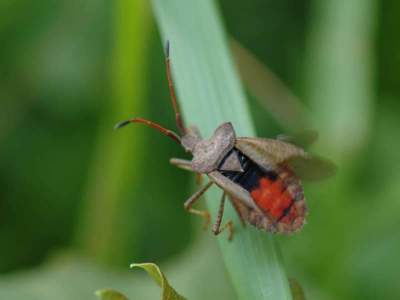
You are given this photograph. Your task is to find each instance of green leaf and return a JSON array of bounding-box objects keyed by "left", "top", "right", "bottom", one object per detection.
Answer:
[
  {"left": 96, "top": 289, "right": 129, "bottom": 300},
  {"left": 151, "top": 1, "right": 292, "bottom": 299},
  {"left": 131, "top": 263, "right": 186, "bottom": 300}
]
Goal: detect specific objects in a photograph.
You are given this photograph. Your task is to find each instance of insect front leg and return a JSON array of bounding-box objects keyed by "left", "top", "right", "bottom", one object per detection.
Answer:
[
  {"left": 170, "top": 158, "right": 192, "bottom": 171},
  {"left": 170, "top": 158, "right": 203, "bottom": 184},
  {"left": 212, "top": 192, "right": 234, "bottom": 241},
  {"left": 184, "top": 181, "right": 213, "bottom": 229}
]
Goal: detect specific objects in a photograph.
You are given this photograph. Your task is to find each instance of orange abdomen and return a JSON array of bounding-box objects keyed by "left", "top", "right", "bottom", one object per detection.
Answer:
[
  {"left": 250, "top": 175, "right": 302, "bottom": 225},
  {"left": 219, "top": 149, "right": 307, "bottom": 232}
]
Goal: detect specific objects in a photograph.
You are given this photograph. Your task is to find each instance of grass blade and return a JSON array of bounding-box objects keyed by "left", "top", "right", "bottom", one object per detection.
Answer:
[
  {"left": 151, "top": 1, "right": 292, "bottom": 299},
  {"left": 305, "top": 0, "right": 376, "bottom": 158},
  {"left": 76, "top": 0, "right": 152, "bottom": 264}
]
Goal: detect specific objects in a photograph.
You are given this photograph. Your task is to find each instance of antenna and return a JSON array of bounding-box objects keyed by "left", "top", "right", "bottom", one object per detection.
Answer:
[
  {"left": 114, "top": 118, "right": 181, "bottom": 144},
  {"left": 114, "top": 41, "right": 185, "bottom": 145}
]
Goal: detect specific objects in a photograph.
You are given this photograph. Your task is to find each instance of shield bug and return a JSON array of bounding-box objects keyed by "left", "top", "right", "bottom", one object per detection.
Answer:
[{"left": 115, "top": 41, "right": 335, "bottom": 240}]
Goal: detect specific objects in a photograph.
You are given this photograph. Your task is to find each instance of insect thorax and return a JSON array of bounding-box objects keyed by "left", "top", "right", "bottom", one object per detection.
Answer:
[{"left": 188, "top": 122, "right": 236, "bottom": 173}]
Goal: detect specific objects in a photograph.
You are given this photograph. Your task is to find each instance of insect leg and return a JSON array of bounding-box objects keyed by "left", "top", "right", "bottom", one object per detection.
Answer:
[
  {"left": 170, "top": 158, "right": 203, "bottom": 185},
  {"left": 170, "top": 158, "right": 192, "bottom": 171},
  {"left": 184, "top": 181, "right": 213, "bottom": 229},
  {"left": 212, "top": 192, "right": 226, "bottom": 234},
  {"left": 229, "top": 196, "right": 247, "bottom": 227},
  {"left": 212, "top": 192, "right": 234, "bottom": 240},
  {"left": 195, "top": 173, "right": 204, "bottom": 185}
]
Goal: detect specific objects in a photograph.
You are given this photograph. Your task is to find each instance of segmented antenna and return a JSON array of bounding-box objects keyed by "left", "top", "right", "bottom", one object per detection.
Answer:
[
  {"left": 114, "top": 118, "right": 181, "bottom": 144},
  {"left": 114, "top": 41, "right": 185, "bottom": 145}
]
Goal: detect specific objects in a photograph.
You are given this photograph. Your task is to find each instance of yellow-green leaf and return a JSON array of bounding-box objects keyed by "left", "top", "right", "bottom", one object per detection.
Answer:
[
  {"left": 131, "top": 263, "right": 186, "bottom": 300},
  {"left": 95, "top": 289, "right": 129, "bottom": 300}
]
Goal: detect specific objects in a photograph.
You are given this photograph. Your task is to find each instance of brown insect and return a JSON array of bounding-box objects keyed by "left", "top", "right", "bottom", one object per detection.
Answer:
[{"left": 115, "top": 41, "right": 335, "bottom": 240}]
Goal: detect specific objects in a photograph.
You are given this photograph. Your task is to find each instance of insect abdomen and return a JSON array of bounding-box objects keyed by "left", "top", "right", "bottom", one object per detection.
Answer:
[{"left": 219, "top": 149, "right": 307, "bottom": 233}]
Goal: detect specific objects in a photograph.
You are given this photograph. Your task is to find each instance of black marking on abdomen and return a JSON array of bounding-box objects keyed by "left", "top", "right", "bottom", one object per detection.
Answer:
[{"left": 218, "top": 148, "right": 278, "bottom": 192}]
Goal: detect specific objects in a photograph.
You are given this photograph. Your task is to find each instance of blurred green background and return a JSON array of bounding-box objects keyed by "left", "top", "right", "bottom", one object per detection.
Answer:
[{"left": 1, "top": 0, "right": 400, "bottom": 299}]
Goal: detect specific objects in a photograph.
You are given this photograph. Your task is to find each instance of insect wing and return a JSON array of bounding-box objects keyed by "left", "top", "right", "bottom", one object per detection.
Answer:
[
  {"left": 276, "top": 129, "right": 319, "bottom": 148},
  {"left": 235, "top": 137, "right": 307, "bottom": 170},
  {"left": 235, "top": 137, "right": 335, "bottom": 181},
  {"left": 285, "top": 155, "right": 336, "bottom": 181}
]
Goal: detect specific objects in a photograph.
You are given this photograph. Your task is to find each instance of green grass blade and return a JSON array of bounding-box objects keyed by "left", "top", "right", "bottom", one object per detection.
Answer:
[
  {"left": 151, "top": 1, "right": 292, "bottom": 299},
  {"left": 301, "top": 0, "right": 376, "bottom": 297},
  {"left": 305, "top": 0, "right": 376, "bottom": 159},
  {"left": 75, "top": 0, "right": 152, "bottom": 264}
]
